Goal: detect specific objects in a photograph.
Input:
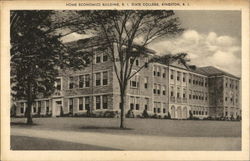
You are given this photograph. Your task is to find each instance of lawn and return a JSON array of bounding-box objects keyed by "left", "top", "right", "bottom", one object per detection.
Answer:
[
  {"left": 11, "top": 117, "right": 241, "bottom": 137},
  {"left": 11, "top": 136, "right": 118, "bottom": 150}
]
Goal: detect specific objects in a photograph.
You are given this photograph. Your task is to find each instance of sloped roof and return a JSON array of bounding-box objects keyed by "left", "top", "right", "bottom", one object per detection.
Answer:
[
  {"left": 196, "top": 66, "right": 240, "bottom": 79},
  {"left": 64, "top": 37, "right": 156, "bottom": 54}
]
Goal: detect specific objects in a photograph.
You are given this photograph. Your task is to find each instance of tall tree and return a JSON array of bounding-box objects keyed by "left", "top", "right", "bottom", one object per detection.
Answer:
[
  {"left": 10, "top": 10, "right": 88, "bottom": 124},
  {"left": 76, "top": 10, "right": 184, "bottom": 128}
]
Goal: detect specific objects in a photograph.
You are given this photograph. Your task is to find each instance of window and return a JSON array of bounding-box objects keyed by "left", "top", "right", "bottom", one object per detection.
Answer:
[
  {"left": 157, "top": 66, "right": 160, "bottom": 77},
  {"left": 144, "top": 57, "right": 149, "bottom": 68},
  {"left": 225, "top": 97, "right": 228, "bottom": 101},
  {"left": 103, "top": 95, "right": 108, "bottom": 109},
  {"left": 69, "top": 77, "right": 74, "bottom": 89},
  {"left": 162, "top": 86, "right": 166, "bottom": 95},
  {"left": 153, "top": 66, "right": 156, "bottom": 76},
  {"left": 130, "top": 58, "right": 133, "bottom": 65},
  {"left": 33, "top": 103, "right": 36, "bottom": 113},
  {"left": 170, "top": 86, "right": 174, "bottom": 97},
  {"left": 205, "top": 111, "right": 208, "bottom": 115},
  {"left": 46, "top": 100, "right": 49, "bottom": 113},
  {"left": 163, "top": 103, "right": 167, "bottom": 113},
  {"left": 189, "top": 74, "right": 192, "bottom": 83},
  {"left": 85, "top": 74, "right": 90, "bottom": 87},
  {"left": 135, "top": 59, "right": 139, "bottom": 66},
  {"left": 130, "top": 74, "right": 139, "bottom": 88},
  {"left": 85, "top": 97, "right": 90, "bottom": 111},
  {"left": 157, "top": 108, "right": 161, "bottom": 113},
  {"left": 157, "top": 84, "right": 161, "bottom": 95},
  {"left": 79, "top": 97, "right": 83, "bottom": 111},
  {"left": 103, "top": 71, "right": 108, "bottom": 85},
  {"left": 69, "top": 98, "right": 73, "bottom": 114},
  {"left": 55, "top": 78, "right": 61, "bottom": 90},
  {"left": 177, "top": 72, "right": 180, "bottom": 81},
  {"left": 177, "top": 88, "right": 180, "bottom": 98},
  {"left": 96, "top": 54, "right": 101, "bottom": 63},
  {"left": 205, "top": 79, "right": 208, "bottom": 86},
  {"left": 130, "top": 97, "right": 135, "bottom": 110},
  {"left": 153, "top": 84, "right": 157, "bottom": 94},
  {"left": 170, "top": 70, "right": 174, "bottom": 79},
  {"left": 144, "top": 98, "right": 149, "bottom": 110},
  {"left": 103, "top": 54, "right": 108, "bottom": 62},
  {"left": 162, "top": 68, "right": 166, "bottom": 78},
  {"left": 154, "top": 107, "right": 156, "bottom": 113},
  {"left": 135, "top": 97, "right": 140, "bottom": 110},
  {"left": 95, "top": 73, "right": 101, "bottom": 86},
  {"left": 144, "top": 77, "right": 148, "bottom": 89},
  {"left": 20, "top": 102, "right": 25, "bottom": 114},
  {"left": 183, "top": 73, "right": 186, "bottom": 82},
  {"left": 38, "top": 101, "right": 41, "bottom": 113},
  {"left": 96, "top": 96, "right": 101, "bottom": 109},
  {"left": 79, "top": 75, "right": 84, "bottom": 88}
]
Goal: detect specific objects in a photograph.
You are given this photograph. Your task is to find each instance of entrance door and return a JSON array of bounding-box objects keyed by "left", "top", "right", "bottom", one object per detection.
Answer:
[{"left": 52, "top": 99, "right": 62, "bottom": 117}]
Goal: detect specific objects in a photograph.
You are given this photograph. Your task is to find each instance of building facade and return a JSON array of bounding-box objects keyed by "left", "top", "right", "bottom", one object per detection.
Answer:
[{"left": 14, "top": 39, "right": 241, "bottom": 120}]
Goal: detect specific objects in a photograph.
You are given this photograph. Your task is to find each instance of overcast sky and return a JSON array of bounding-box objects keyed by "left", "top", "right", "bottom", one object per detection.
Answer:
[{"left": 61, "top": 10, "right": 241, "bottom": 77}]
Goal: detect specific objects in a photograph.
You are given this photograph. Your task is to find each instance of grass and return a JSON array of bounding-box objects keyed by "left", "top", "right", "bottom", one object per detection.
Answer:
[
  {"left": 11, "top": 136, "right": 118, "bottom": 150},
  {"left": 11, "top": 117, "right": 241, "bottom": 137}
]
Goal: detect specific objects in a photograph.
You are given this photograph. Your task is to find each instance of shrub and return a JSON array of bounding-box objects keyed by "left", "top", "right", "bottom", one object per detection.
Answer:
[
  {"left": 126, "top": 109, "right": 135, "bottom": 118},
  {"left": 142, "top": 109, "right": 149, "bottom": 118},
  {"left": 103, "top": 110, "right": 119, "bottom": 118}
]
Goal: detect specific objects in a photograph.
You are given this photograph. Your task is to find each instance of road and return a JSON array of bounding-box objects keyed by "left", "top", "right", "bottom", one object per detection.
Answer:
[{"left": 11, "top": 127, "right": 241, "bottom": 150}]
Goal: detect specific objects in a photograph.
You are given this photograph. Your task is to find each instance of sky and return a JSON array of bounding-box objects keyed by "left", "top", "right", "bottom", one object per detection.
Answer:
[
  {"left": 149, "top": 10, "right": 241, "bottom": 77},
  {"left": 61, "top": 10, "right": 242, "bottom": 77}
]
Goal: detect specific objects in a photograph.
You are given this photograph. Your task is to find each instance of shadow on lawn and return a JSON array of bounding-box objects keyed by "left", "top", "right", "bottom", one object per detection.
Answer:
[
  {"left": 11, "top": 122, "right": 38, "bottom": 126},
  {"left": 79, "top": 126, "right": 133, "bottom": 131}
]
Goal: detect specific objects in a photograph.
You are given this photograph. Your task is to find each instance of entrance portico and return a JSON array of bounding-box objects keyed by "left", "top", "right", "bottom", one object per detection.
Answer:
[{"left": 52, "top": 98, "right": 63, "bottom": 117}]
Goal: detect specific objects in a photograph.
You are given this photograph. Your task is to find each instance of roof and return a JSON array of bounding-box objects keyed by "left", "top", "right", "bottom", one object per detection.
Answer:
[
  {"left": 64, "top": 37, "right": 156, "bottom": 54},
  {"left": 195, "top": 66, "right": 240, "bottom": 79}
]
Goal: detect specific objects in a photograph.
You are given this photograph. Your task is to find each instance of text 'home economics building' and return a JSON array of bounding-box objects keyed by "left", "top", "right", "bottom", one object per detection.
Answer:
[{"left": 14, "top": 38, "right": 241, "bottom": 120}]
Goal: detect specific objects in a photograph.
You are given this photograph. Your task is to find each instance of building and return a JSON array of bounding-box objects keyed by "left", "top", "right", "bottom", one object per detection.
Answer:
[{"left": 14, "top": 39, "right": 241, "bottom": 120}]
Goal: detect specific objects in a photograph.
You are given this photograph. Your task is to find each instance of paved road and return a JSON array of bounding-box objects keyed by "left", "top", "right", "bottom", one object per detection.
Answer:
[{"left": 11, "top": 128, "right": 241, "bottom": 150}]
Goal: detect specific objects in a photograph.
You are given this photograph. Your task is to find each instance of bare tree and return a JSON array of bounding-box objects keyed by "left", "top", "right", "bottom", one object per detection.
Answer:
[{"left": 73, "top": 10, "right": 184, "bottom": 128}]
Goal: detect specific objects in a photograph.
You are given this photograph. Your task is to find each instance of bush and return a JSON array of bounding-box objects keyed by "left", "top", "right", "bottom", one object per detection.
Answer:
[
  {"left": 126, "top": 109, "right": 135, "bottom": 118},
  {"left": 142, "top": 109, "right": 149, "bottom": 118},
  {"left": 103, "top": 111, "right": 119, "bottom": 118}
]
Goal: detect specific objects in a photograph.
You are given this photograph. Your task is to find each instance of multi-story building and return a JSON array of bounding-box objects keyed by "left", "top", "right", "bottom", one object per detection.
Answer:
[{"left": 14, "top": 38, "right": 241, "bottom": 120}]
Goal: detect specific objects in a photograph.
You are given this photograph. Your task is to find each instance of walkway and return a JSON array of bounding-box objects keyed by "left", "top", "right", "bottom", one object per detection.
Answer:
[{"left": 11, "top": 127, "right": 241, "bottom": 150}]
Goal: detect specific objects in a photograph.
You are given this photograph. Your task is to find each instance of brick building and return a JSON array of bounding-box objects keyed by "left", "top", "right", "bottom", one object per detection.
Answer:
[{"left": 14, "top": 39, "right": 241, "bottom": 120}]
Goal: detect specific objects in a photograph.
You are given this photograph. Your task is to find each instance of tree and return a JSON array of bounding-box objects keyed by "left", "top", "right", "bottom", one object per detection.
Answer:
[
  {"left": 75, "top": 10, "right": 184, "bottom": 128},
  {"left": 10, "top": 11, "right": 88, "bottom": 124}
]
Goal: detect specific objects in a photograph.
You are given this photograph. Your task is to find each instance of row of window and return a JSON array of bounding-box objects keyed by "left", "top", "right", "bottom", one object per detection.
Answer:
[
  {"left": 69, "top": 95, "right": 109, "bottom": 111},
  {"left": 225, "top": 97, "right": 238, "bottom": 103},
  {"left": 170, "top": 70, "right": 208, "bottom": 87},
  {"left": 225, "top": 78, "right": 239, "bottom": 90},
  {"left": 153, "top": 84, "right": 166, "bottom": 95},
  {"left": 20, "top": 101, "right": 50, "bottom": 114},
  {"left": 129, "top": 97, "right": 149, "bottom": 110},
  {"left": 95, "top": 53, "right": 108, "bottom": 64},
  {"left": 153, "top": 65, "right": 166, "bottom": 78},
  {"left": 153, "top": 102, "right": 167, "bottom": 114},
  {"left": 192, "top": 110, "right": 208, "bottom": 115},
  {"left": 68, "top": 71, "right": 108, "bottom": 89}
]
